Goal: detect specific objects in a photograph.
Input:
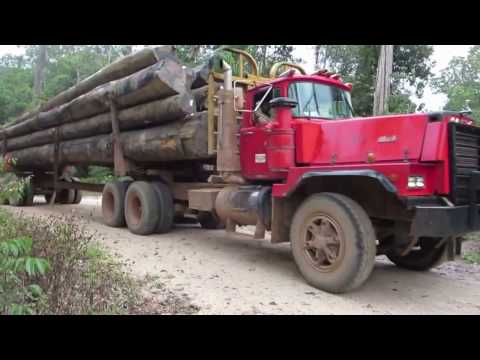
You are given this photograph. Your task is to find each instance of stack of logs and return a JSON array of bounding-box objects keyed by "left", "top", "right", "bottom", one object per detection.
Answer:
[{"left": 1, "top": 46, "right": 217, "bottom": 172}]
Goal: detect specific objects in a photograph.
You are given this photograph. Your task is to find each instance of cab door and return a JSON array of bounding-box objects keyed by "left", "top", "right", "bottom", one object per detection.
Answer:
[{"left": 240, "top": 87, "right": 284, "bottom": 181}]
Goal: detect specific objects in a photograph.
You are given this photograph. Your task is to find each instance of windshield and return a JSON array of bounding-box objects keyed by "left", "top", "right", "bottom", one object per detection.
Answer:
[{"left": 288, "top": 81, "right": 354, "bottom": 119}]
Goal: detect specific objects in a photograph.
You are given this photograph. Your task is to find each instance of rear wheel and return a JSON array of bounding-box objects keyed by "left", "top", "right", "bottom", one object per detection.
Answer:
[
  {"left": 73, "top": 190, "right": 83, "bottom": 204},
  {"left": 102, "top": 181, "right": 130, "bottom": 227},
  {"left": 125, "top": 181, "right": 160, "bottom": 235},
  {"left": 386, "top": 237, "right": 447, "bottom": 271},
  {"left": 290, "top": 193, "right": 377, "bottom": 294},
  {"left": 151, "top": 182, "right": 174, "bottom": 234},
  {"left": 23, "top": 183, "right": 34, "bottom": 206},
  {"left": 56, "top": 189, "right": 76, "bottom": 204}
]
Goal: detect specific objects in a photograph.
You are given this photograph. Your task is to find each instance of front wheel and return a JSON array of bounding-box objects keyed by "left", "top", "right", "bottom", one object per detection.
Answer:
[
  {"left": 290, "top": 193, "right": 377, "bottom": 294},
  {"left": 386, "top": 237, "right": 447, "bottom": 271}
]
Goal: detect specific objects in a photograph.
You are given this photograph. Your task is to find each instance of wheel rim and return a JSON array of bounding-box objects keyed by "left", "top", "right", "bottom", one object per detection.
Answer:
[{"left": 302, "top": 214, "right": 345, "bottom": 272}]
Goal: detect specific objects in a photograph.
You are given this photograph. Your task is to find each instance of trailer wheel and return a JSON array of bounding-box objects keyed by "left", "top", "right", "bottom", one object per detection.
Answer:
[
  {"left": 73, "top": 190, "right": 83, "bottom": 204},
  {"left": 55, "top": 189, "right": 75, "bottom": 204},
  {"left": 151, "top": 182, "right": 174, "bottom": 234},
  {"left": 44, "top": 193, "right": 53, "bottom": 204},
  {"left": 386, "top": 237, "right": 447, "bottom": 271},
  {"left": 23, "top": 183, "right": 34, "bottom": 206},
  {"left": 125, "top": 181, "right": 160, "bottom": 235},
  {"left": 198, "top": 211, "right": 225, "bottom": 229},
  {"left": 290, "top": 193, "right": 377, "bottom": 293},
  {"left": 102, "top": 181, "right": 129, "bottom": 227}
]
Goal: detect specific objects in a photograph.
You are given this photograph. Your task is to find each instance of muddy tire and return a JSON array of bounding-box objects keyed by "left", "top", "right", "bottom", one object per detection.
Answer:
[
  {"left": 290, "top": 193, "right": 377, "bottom": 294},
  {"left": 23, "top": 183, "right": 34, "bottom": 206},
  {"left": 56, "top": 189, "right": 76, "bottom": 204},
  {"left": 386, "top": 238, "right": 447, "bottom": 271},
  {"left": 102, "top": 181, "right": 130, "bottom": 227},
  {"left": 152, "top": 182, "right": 174, "bottom": 234},
  {"left": 44, "top": 193, "right": 53, "bottom": 204},
  {"left": 125, "top": 181, "right": 160, "bottom": 235},
  {"left": 198, "top": 211, "right": 225, "bottom": 229},
  {"left": 73, "top": 190, "right": 83, "bottom": 204}
]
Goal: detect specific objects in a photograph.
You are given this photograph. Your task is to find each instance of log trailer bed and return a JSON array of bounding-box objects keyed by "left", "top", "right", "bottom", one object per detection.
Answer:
[{"left": 1, "top": 46, "right": 477, "bottom": 293}]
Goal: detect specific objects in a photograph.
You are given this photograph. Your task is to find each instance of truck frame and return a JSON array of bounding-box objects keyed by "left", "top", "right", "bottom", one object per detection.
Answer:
[{"left": 5, "top": 48, "right": 478, "bottom": 293}]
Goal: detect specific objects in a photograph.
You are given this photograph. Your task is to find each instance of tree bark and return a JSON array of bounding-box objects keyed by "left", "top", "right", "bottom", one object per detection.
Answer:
[
  {"left": 7, "top": 112, "right": 211, "bottom": 171},
  {"left": 33, "top": 45, "right": 48, "bottom": 104},
  {"left": 373, "top": 45, "right": 394, "bottom": 116},
  {"left": 6, "top": 46, "right": 177, "bottom": 127},
  {"left": 5, "top": 92, "right": 195, "bottom": 151},
  {"left": 4, "top": 57, "right": 191, "bottom": 138}
]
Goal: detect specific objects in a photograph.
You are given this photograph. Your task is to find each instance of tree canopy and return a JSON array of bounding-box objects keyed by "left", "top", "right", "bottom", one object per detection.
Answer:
[
  {"left": 314, "top": 45, "right": 434, "bottom": 116},
  {"left": 432, "top": 45, "right": 480, "bottom": 121}
]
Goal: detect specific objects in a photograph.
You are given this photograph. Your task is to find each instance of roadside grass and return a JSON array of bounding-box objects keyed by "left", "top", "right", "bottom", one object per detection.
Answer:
[
  {"left": 0, "top": 208, "right": 201, "bottom": 315},
  {"left": 463, "top": 232, "right": 480, "bottom": 265},
  {"left": 0, "top": 209, "right": 140, "bottom": 314}
]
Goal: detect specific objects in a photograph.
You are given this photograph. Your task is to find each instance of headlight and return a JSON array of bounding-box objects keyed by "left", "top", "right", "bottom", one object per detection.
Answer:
[{"left": 407, "top": 176, "right": 425, "bottom": 189}]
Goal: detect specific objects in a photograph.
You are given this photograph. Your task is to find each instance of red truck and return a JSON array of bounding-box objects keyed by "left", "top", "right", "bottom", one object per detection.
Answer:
[{"left": 4, "top": 48, "right": 477, "bottom": 293}]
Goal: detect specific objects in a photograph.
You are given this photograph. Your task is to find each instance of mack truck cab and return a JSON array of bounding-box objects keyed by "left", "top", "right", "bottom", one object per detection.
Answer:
[{"left": 195, "top": 48, "right": 480, "bottom": 293}]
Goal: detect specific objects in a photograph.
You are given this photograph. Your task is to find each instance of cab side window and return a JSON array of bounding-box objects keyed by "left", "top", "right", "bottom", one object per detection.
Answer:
[{"left": 253, "top": 87, "right": 280, "bottom": 125}]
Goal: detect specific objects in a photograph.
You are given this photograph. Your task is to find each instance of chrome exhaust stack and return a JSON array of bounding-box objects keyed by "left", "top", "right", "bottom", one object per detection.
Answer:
[{"left": 214, "top": 59, "right": 244, "bottom": 185}]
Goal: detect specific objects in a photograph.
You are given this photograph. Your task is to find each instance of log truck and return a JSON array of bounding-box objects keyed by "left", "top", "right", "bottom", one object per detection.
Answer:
[{"left": 2, "top": 47, "right": 478, "bottom": 293}]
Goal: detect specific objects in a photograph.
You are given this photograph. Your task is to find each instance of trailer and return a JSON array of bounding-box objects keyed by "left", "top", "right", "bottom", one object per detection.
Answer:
[{"left": 1, "top": 47, "right": 477, "bottom": 293}]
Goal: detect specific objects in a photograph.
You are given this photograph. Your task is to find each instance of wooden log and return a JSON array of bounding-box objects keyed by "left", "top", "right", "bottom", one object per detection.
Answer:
[
  {"left": 5, "top": 46, "right": 177, "bottom": 127},
  {"left": 191, "top": 62, "right": 212, "bottom": 89},
  {"left": 4, "top": 57, "right": 191, "bottom": 138},
  {"left": 6, "top": 112, "right": 211, "bottom": 171},
  {"left": 6, "top": 92, "right": 195, "bottom": 151}
]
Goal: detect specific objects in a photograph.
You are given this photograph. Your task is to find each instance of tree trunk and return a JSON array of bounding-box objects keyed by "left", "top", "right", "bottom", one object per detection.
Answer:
[
  {"left": 33, "top": 45, "right": 48, "bottom": 104},
  {"left": 6, "top": 46, "right": 177, "bottom": 127},
  {"left": 7, "top": 112, "right": 211, "bottom": 171},
  {"left": 4, "top": 57, "right": 191, "bottom": 138},
  {"left": 373, "top": 45, "right": 394, "bottom": 116},
  {"left": 5, "top": 92, "right": 195, "bottom": 151}
]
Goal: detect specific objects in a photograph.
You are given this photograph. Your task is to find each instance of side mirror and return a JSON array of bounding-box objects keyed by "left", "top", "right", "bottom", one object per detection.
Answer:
[{"left": 269, "top": 97, "right": 298, "bottom": 109}]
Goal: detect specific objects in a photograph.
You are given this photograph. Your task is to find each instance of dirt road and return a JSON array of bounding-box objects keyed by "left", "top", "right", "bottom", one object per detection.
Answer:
[{"left": 4, "top": 194, "right": 480, "bottom": 315}]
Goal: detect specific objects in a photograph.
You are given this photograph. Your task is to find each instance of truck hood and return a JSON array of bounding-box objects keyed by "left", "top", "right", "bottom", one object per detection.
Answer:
[{"left": 294, "top": 113, "right": 432, "bottom": 165}]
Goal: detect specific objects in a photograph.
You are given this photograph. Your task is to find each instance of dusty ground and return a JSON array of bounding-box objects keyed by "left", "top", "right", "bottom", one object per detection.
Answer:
[{"left": 3, "top": 194, "right": 480, "bottom": 315}]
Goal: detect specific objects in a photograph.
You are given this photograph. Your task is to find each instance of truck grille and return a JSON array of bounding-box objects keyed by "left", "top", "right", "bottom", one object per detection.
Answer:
[{"left": 449, "top": 122, "right": 480, "bottom": 205}]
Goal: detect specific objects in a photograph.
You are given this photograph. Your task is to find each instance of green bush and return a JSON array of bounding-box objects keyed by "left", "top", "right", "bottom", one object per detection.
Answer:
[
  {"left": 0, "top": 210, "right": 140, "bottom": 314},
  {"left": 0, "top": 236, "right": 49, "bottom": 314}
]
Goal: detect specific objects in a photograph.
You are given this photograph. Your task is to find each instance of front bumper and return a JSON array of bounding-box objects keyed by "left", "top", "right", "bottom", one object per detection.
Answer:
[
  {"left": 411, "top": 205, "right": 480, "bottom": 237},
  {"left": 410, "top": 171, "right": 480, "bottom": 238}
]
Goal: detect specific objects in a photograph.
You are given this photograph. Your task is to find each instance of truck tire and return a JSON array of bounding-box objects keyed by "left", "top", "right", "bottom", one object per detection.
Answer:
[
  {"left": 44, "top": 193, "right": 53, "bottom": 204},
  {"left": 56, "top": 189, "right": 75, "bottom": 204},
  {"left": 102, "top": 181, "right": 129, "bottom": 227},
  {"left": 125, "top": 181, "right": 160, "bottom": 235},
  {"left": 152, "top": 182, "right": 174, "bottom": 234},
  {"left": 290, "top": 193, "right": 377, "bottom": 293},
  {"left": 386, "top": 237, "right": 447, "bottom": 271},
  {"left": 23, "top": 183, "right": 34, "bottom": 206},
  {"left": 198, "top": 211, "right": 225, "bottom": 229},
  {"left": 73, "top": 190, "right": 83, "bottom": 204}
]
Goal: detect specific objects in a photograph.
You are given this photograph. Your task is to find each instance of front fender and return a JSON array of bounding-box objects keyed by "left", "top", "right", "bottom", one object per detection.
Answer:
[{"left": 273, "top": 169, "right": 397, "bottom": 198}]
